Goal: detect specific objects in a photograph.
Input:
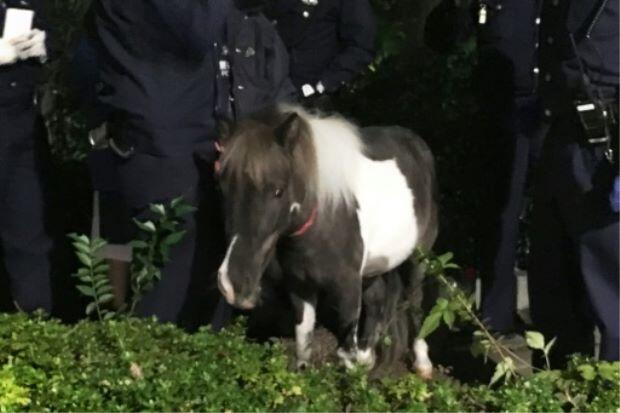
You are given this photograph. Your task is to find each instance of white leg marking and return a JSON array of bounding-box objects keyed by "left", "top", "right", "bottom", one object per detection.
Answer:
[
  {"left": 337, "top": 348, "right": 357, "bottom": 370},
  {"left": 338, "top": 324, "right": 361, "bottom": 369},
  {"left": 295, "top": 301, "right": 316, "bottom": 368},
  {"left": 356, "top": 347, "right": 376, "bottom": 369},
  {"left": 217, "top": 235, "right": 238, "bottom": 304},
  {"left": 413, "top": 338, "right": 433, "bottom": 379}
]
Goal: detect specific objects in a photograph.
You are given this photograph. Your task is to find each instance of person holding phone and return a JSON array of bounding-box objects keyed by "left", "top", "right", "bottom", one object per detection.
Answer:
[{"left": 0, "top": 0, "right": 53, "bottom": 312}]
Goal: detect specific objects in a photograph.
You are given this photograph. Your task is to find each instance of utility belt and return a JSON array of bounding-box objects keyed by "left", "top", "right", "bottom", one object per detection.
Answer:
[
  {"left": 574, "top": 95, "right": 619, "bottom": 164},
  {"left": 88, "top": 117, "right": 136, "bottom": 159}
]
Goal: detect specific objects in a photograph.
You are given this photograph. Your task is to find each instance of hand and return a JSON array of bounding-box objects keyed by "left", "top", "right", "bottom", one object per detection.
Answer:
[
  {"left": 0, "top": 38, "right": 18, "bottom": 65},
  {"left": 10, "top": 29, "right": 47, "bottom": 61}
]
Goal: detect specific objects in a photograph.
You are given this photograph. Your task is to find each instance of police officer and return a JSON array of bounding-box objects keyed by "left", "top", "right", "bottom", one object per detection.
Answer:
[
  {"left": 0, "top": 0, "right": 53, "bottom": 312},
  {"left": 529, "top": 0, "right": 619, "bottom": 364},
  {"left": 265, "top": 0, "right": 377, "bottom": 107},
  {"left": 473, "top": 0, "right": 549, "bottom": 336},
  {"left": 92, "top": 0, "right": 233, "bottom": 323}
]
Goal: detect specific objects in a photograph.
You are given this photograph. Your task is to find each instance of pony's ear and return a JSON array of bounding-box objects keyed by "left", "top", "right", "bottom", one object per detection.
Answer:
[
  {"left": 275, "top": 112, "right": 302, "bottom": 152},
  {"left": 217, "top": 118, "right": 234, "bottom": 145}
]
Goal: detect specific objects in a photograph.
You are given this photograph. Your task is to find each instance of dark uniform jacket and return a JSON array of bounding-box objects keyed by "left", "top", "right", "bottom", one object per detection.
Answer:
[
  {"left": 0, "top": 0, "right": 52, "bottom": 107},
  {"left": 477, "top": 0, "right": 541, "bottom": 98},
  {"left": 265, "top": 0, "right": 376, "bottom": 92},
  {"left": 93, "top": 0, "right": 233, "bottom": 156},
  {"left": 216, "top": 6, "right": 297, "bottom": 120},
  {"left": 539, "top": 0, "right": 619, "bottom": 115}
]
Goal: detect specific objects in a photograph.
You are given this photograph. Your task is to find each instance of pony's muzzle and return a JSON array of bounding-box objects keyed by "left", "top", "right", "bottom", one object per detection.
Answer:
[{"left": 217, "top": 270, "right": 259, "bottom": 310}]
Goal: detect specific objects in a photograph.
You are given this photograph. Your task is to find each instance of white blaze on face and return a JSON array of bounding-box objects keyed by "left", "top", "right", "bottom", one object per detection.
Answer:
[{"left": 218, "top": 235, "right": 238, "bottom": 305}]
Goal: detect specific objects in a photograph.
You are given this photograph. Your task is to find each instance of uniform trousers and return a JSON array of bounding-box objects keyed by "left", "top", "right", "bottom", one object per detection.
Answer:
[
  {"left": 529, "top": 111, "right": 619, "bottom": 365},
  {"left": 0, "top": 101, "right": 53, "bottom": 312},
  {"left": 113, "top": 147, "right": 225, "bottom": 325}
]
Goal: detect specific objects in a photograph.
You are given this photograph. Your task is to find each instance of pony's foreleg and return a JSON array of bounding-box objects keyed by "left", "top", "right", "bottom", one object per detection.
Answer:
[
  {"left": 334, "top": 273, "right": 363, "bottom": 369},
  {"left": 290, "top": 292, "right": 317, "bottom": 369}
]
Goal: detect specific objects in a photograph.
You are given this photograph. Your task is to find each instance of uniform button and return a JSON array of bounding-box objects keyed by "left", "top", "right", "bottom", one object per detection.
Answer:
[
  {"left": 302, "top": 11, "right": 310, "bottom": 18},
  {"left": 535, "top": 42, "right": 540, "bottom": 49},
  {"left": 551, "top": 0, "right": 559, "bottom": 5},
  {"left": 10, "top": 81, "right": 17, "bottom": 87},
  {"left": 535, "top": 17, "right": 541, "bottom": 25},
  {"left": 544, "top": 73, "right": 552, "bottom": 82},
  {"left": 533, "top": 67, "right": 540, "bottom": 74},
  {"left": 546, "top": 36, "right": 554, "bottom": 45},
  {"left": 544, "top": 109, "right": 552, "bottom": 117},
  {"left": 237, "top": 85, "right": 245, "bottom": 90}
]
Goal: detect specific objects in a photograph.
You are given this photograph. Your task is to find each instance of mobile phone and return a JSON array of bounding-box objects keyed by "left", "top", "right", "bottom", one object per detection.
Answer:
[{"left": 2, "top": 8, "right": 34, "bottom": 40}]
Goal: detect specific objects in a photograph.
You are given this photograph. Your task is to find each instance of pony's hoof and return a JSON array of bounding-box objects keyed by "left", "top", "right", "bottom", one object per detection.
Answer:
[
  {"left": 356, "top": 348, "right": 376, "bottom": 370},
  {"left": 414, "top": 362, "right": 433, "bottom": 380},
  {"left": 337, "top": 347, "right": 357, "bottom": 370},
  {"left": 296, "top": 360, "right": 310, "bottom": 370}
]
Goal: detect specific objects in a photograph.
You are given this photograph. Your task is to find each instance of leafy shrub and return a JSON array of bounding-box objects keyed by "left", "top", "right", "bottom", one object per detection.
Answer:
[{"left": 0, "top": 313, "right": 618, "bottom": 412}]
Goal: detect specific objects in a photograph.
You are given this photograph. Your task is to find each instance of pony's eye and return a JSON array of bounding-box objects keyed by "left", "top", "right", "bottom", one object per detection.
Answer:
[{"left": 274, "top": 188, "right": 284, "bottom": 198}]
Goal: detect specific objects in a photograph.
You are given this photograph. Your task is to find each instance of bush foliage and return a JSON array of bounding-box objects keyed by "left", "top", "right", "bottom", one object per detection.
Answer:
[{"left": 0, "top": 313, "right": 618, "bottom": 412}]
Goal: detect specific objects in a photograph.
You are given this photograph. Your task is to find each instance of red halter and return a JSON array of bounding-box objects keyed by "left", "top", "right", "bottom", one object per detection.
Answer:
[{"left": 290, "top": 206, "right": 318, "bottom": 237}]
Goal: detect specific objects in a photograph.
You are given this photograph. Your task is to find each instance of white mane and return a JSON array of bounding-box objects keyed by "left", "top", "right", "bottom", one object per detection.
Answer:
[{"left": 282, "top": 105, "right": 366, "bottom": 212}]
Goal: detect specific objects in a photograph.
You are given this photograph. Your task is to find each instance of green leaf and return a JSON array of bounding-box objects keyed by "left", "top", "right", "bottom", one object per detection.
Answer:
[
  {"left": 170, "top": 196, "right": 184, "bottom": 209},
  {"left": 150, "top": 203, "right": 166, "bottom": 216},
  {"left": 92, "top": 238, "right": 108, "bottom": 251},
  {"left": 382, "top": 335, "right": 392, "bottom": 347},
  {"left": 162, "top": 230, "right": 186, "bottom": 247},
  {"left": 68, "top": 233, "right": 90, "bottom": 245},
  {"left": 525, "top": 331, "right": 546, "bottom": 351},
  {"left": 78, "top": 276, "right": 92, "bottom": 284},
  {"left": 97, "top": 285, "right": 114, "bottom": 295},
  {"left": 436, "top": 298, "right": 449, "bottom": 310},
  {"left": 98, "top": 294, "right": 114, "bottom": 304},
  {"left": 93, "top": 264, "right": 110, "bottom": 275},
  {"left": 129, "top": 240, "right": 149, "bottom": 249},
  {"left": 174, "top": 204, "right": 197, "bottom": 217},
  {"left": 490, "top": 358, "right": 514, "bottom": 385},
  {"left": 85, "top": 302, "right": 98, "bottom": 315},
  {"left": 544, "top": 337, "right": 557, "bottom": 355},
  {"left": 75, "top": 252, "right": 92, "bottom": 267},
  {"left": 470, "top": 340, "right": 485, "bottom": 358},
  {"left": 76, "top": 285, "right": 95, "bottom": 297},
  {"left": 134, "top": 219, "right": 156, "bottom": 233},
  {"left": 94, "top": 278, "right": 110, "bottom": 289},
  {"left": 418, "top": 311, "right": 442, "bottom": 339},
  {"left": 597, "top": 362, "right": 619, "bottom": 381},
  {"left": 489, "top": 362, "right": 507, "bottom": 385},
  {"left": 72, "top": 242, "right": 91, "bottom": 255},
  {"left": 437, "top": 252, "right": 453, "bottom": 266},
  {"left": 442, "top": 310, "right": 455, "bottom": 329},
  {"left": 577, "top": 364, "right": 597, "bottom": 381}
]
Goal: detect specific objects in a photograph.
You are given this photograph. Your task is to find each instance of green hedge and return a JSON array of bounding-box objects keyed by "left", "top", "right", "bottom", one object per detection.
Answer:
[{"left": 0, "top": 313, "right": 618, "bottom": 412}]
